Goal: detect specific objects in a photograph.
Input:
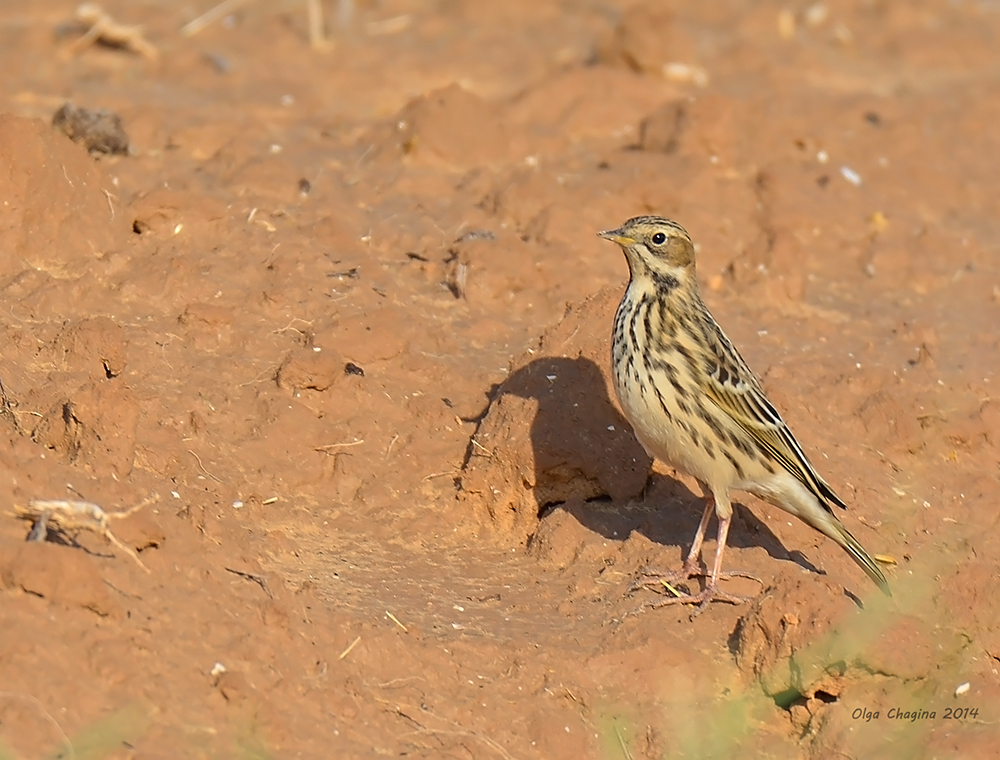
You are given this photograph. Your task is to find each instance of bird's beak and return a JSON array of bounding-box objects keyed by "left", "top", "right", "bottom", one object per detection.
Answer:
[{"left": 598, "top": 229, "right": 635, "bottom": 246}]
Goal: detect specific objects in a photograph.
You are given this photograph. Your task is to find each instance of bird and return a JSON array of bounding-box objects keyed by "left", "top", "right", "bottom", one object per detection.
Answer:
[{"left": 598, "top": 215, "right": 890, "bottom": 610}]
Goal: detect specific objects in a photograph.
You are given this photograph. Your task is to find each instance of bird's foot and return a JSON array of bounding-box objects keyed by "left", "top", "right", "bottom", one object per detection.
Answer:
[
  {"left": 629, "top": 565, "right": 762, "bottom": 595},
  {"left": 645, "top": 584, "right": 755, "bottom": 617},
  {"left": 628, "top": 563, "right": 701, "bottom": 595},
  {"left": 628, "top": 566, "right": 763, "bottom": 618}
]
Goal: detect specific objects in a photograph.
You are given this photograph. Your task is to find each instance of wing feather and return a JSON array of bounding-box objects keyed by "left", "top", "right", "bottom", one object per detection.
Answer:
[{"left": 700, "top": 318, "right": 848, "bottom": 511}]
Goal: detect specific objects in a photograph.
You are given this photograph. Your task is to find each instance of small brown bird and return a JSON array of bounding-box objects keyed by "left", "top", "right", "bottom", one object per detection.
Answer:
[{"left": 599, "top": 216, "right": 889, "bottom": 609}]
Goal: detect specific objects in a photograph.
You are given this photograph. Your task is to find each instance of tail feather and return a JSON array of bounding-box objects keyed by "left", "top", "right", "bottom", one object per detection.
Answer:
[
  {"left": 836, "top": 523, "right": 891, "bottom": 596},
  {"left": 752, "top": 474, "right": 891, "bottom": 595}
]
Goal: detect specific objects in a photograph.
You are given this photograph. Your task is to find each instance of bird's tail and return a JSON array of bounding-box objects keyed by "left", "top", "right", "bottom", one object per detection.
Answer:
[
  {"left": 758, "top": 477, "right": 891, "bottom": 595},
  {"left": 832, "top": 521, "right": 891, "bottom": 596}
]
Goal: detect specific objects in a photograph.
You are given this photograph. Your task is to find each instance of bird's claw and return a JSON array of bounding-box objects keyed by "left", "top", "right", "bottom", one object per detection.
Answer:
[
  {"left": 627, "top": 565, "right": 764, "bottom": 617},
  {"left": 625, "top": 585, "right": 754, "bottom": 620}
]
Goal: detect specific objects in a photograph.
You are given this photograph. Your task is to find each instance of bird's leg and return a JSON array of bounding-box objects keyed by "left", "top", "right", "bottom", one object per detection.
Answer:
[
  {"left": 631, "top": 498, "right": 764, "bottom": 613},
  {"left": 701, "top": 513, "right": 763, "bottom": 584},
  {"left": 644, "top": 513, "right": 761, "bottom": 613},
  {"left": 631, "top": 494, "right": 714, "bottom": 593},
  {"left": 690, "top": 514, "right": 758, "bottom": 606},
  {"left": 677, "top": 494, "right": 714, "bottom": 577}
]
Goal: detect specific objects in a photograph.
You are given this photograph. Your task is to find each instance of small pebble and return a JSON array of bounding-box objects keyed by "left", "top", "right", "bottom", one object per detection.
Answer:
[
  {"left": 52, "top": 102, "right": 130, "bottom": 155},
  {"left": 840, "top": 166, "right": 862, "bottom": 186},
  {"left": 203, "top": 52, "right": 231, "bottom": 73}
]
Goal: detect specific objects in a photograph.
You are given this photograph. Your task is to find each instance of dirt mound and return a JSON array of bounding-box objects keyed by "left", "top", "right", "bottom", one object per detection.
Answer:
[
  {"left": 461, "top": 286, "right": 651, "bottom": 545},
  {"left": 0, "top": 115, "right": 129, "bottom": 277},
  {"left": 379, "top": 83, "right": 510, "bottom": 169}
]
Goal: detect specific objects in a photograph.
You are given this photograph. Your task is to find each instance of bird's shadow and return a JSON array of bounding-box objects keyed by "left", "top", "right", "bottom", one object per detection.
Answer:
[{"left": 474, "top": 355, "right": 824, "bottom": 577}]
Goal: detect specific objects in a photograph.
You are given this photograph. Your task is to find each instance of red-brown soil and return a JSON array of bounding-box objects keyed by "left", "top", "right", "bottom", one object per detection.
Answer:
[{"left": 0, "top": 1, "right": 998, "bottom": 758}]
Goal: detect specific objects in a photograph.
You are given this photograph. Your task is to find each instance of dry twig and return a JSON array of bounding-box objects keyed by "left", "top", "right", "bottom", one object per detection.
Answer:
[
  {"left": 67, "top": 3, "right": 159, "bottom": 60},
  {"left": 12, "top": 494, "right": 159, "bottom": 572}
]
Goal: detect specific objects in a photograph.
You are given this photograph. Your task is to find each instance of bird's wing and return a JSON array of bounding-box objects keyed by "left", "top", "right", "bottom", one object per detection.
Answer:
[{"left": 701, "top": 324, "right": 849, "bottom": 510}]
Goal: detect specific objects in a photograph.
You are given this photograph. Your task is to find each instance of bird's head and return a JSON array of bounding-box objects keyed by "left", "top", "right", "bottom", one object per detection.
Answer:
[{"left": 598, "top": 216, "right": 696, "bottom": 293}]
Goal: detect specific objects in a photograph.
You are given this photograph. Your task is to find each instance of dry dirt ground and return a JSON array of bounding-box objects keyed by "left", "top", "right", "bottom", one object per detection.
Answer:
[{"left": 0, "top": 1, "right": 999, "bottom": 758}]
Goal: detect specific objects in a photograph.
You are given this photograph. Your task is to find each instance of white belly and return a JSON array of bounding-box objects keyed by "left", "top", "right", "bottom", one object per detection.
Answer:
[{"left": 612, "top": 358, "right": 718, "bottom": 485}]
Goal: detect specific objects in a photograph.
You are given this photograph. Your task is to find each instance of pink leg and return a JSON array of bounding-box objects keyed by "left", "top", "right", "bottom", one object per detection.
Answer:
[
  {"left": 630, "top": 495, "right": 714, "bottom": 591},
  {"left": 678, "top": 495, "right": 714, "bottom": 575},
  {"left": 631, "top": 496, "right": 762, "bottom": 612}
]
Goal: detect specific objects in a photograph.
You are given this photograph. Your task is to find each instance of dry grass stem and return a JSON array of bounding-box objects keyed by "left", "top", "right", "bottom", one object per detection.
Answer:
[
  {"left": 187, "top": 449, "right": 224, "bottom": 482},
  {"left": 315, "top": 439, "right": 364, "bottom": 451},
  {"left": 385, "top": 610, "right": 408, "bottom": 632},
  {"left": 181, "top": 0, "right": 250, "bottom": 37},
  {"left": 338, "top": 635, "right": 362, "bottom": 660}
]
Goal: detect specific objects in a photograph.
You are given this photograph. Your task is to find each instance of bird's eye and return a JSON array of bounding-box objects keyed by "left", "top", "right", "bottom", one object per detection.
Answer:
[{"left": 651, "top": 232, "right": 667, "bottom": 245}]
